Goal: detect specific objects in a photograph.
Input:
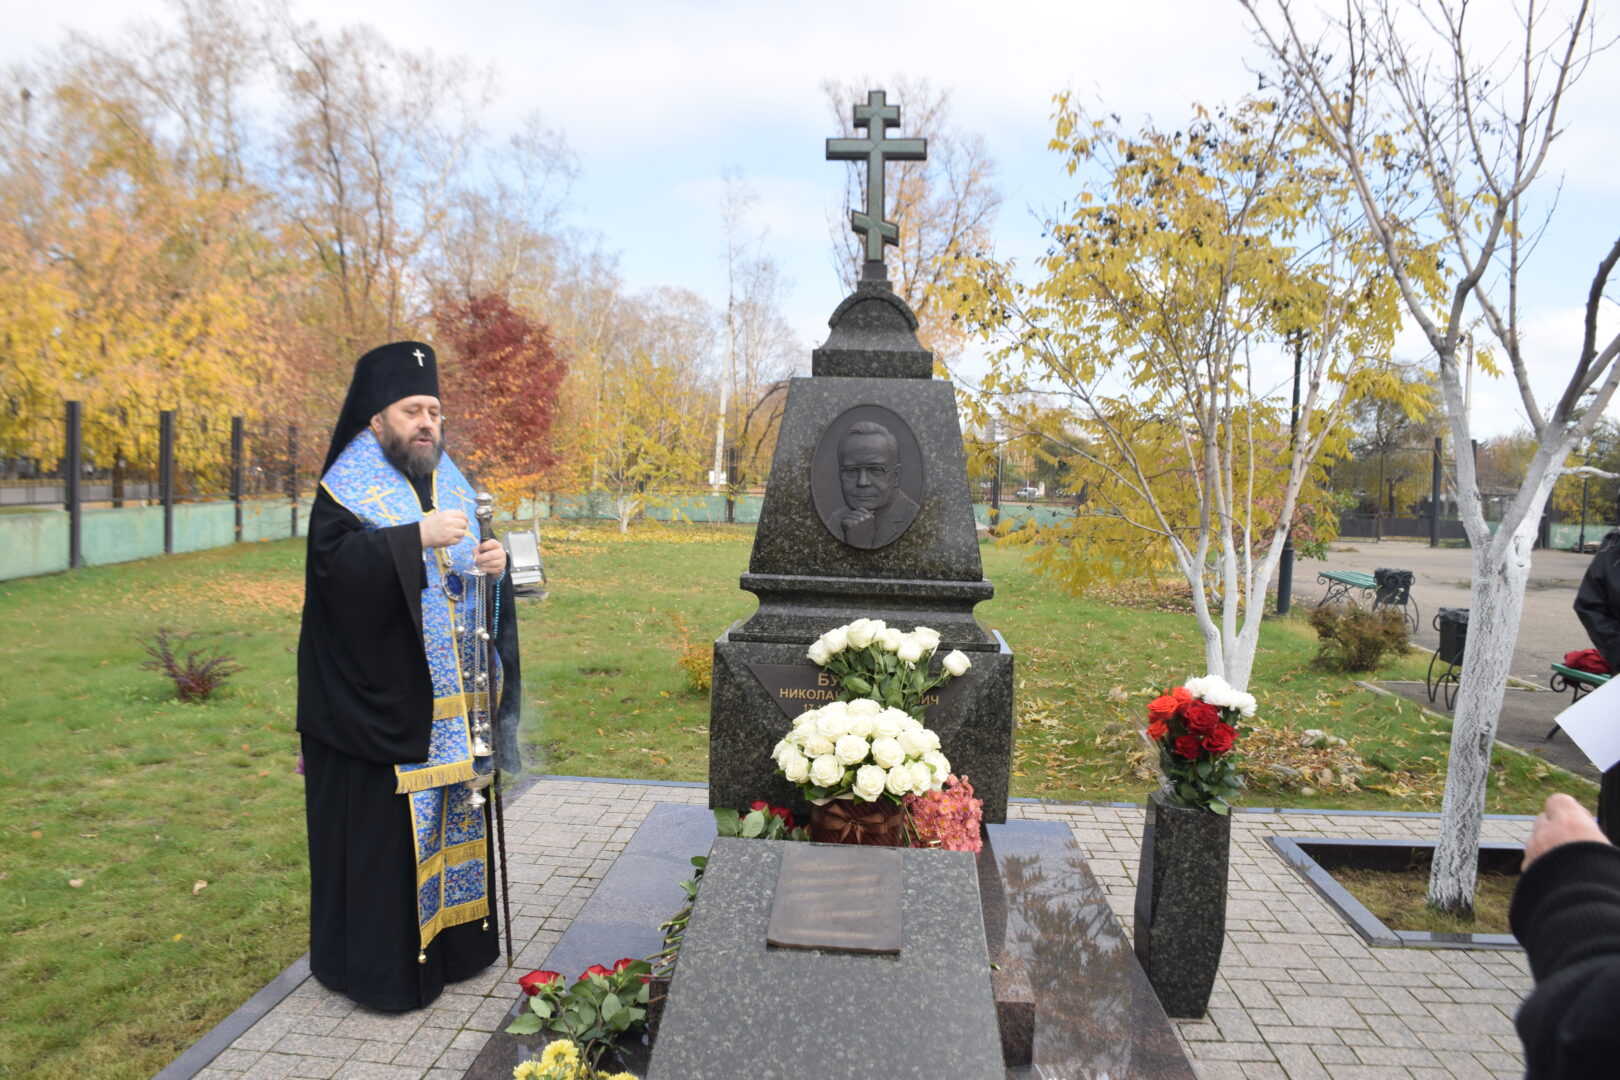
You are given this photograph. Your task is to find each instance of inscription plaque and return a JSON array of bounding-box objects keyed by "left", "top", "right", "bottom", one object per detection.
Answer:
[{"left": 766, "top": 843, "right": 902, "bottom": 954}]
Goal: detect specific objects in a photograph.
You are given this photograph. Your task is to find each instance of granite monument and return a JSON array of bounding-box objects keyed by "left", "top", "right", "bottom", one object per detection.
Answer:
[{"left": 707, "top": 89, "right": 1016, "bottom": 823}]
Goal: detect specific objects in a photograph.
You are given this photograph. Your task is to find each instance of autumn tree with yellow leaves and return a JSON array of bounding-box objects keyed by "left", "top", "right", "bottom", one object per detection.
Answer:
[{"left": 953, "top": 93, "right": 1416, "bottom": 691}]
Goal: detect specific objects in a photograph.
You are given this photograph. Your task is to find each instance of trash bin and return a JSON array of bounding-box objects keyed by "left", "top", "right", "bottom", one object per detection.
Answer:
[
  {"left": 1435, "top": 607, "right": 1469, "bottom": 666},
  {"left": 1373, "top": 567, "right": 1414, "bottom": 604}
]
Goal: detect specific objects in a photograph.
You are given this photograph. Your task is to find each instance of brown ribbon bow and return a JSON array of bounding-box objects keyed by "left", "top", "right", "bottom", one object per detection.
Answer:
[{"left": 813, "top": 798, "right": 903, "bottom": 846}]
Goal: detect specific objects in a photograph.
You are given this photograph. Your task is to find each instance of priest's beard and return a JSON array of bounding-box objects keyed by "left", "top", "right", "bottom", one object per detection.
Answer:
[{"left": 379, "top": 425, "right": 443, "bottom": 478}]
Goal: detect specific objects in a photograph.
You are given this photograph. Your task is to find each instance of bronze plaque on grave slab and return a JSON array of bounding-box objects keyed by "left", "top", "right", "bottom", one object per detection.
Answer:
[{"left": 766, "top": 844, "right": 902, "bottom": 954}]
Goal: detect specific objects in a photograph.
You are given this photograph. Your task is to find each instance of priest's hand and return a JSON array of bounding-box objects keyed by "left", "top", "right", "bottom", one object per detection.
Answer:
[
  {"left": 420, "top": 510, "right": 470, "bottom": 549},
  {"left": 474, "top": 538, "right": 506, "bottom": 576}
]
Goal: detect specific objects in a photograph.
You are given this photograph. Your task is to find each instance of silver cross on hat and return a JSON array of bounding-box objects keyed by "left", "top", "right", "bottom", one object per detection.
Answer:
[{"left": 412, "top": 348, "right": 425, "bottom": 366}]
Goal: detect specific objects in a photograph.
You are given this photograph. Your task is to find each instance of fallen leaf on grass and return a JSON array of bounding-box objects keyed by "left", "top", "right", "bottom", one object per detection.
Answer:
[
  {"left": 193, "top": 880, "right": 208, "bottom": 894},
  {"left": 172, "top": 934, "right": 184, "bottom": 942},
  {"left": 68, "top": 879, "right": 84, "bottom": 888},
  {"left": 30, "top": 830, "right": 42, "bottom": 840}
]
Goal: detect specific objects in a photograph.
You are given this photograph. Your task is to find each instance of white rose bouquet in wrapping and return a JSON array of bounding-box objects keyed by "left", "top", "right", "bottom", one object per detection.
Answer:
[
  {"left": 772, "top": 699, "right": 951, "bottom": 803},
  {"left": 806, "top": 618, "right": 972, "bottom": 719}
]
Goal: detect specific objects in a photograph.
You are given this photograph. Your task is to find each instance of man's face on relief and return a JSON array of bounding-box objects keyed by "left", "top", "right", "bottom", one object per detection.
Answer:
[{"left": 839, "top": 433, "right": 899, "bottom": 512}]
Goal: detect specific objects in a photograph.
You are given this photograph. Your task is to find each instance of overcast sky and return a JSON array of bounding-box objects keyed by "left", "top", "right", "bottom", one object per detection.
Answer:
[{"left": 6, "top": 0, "right": 1617, "bottom": 438}]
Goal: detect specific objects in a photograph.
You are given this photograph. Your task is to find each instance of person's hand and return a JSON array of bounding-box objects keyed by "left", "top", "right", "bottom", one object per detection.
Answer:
[
  {"left": 474, "top": 538, "right": 506, "bottom": 576},
  {"left": 420, "top": 510, "right": 470, "bottom": 549},
  {"left": 1523, "top": 793, "right": 1610, "bottom": 870},
  {"left": 841, "top": 507, "right": 876, "bottom": 548}
]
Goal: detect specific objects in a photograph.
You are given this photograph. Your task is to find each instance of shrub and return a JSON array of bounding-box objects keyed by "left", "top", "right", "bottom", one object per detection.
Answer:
[
  {"left": 675, "top": 645, "right": 712, "bottom": 694},
  {"left": 140, "top": 628, "right": 243, "bottom": 703},
  {"left": 665, "top": 609, "right": 712, "bottom": 693},
  {"left": 1306, "top": 604, "right": 1409, "bottom": 672}
]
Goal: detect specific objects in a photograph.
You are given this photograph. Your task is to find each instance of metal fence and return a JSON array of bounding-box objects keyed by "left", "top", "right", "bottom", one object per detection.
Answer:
[{"left": 2, "top": 400, "right": 313, "bottom": 571}]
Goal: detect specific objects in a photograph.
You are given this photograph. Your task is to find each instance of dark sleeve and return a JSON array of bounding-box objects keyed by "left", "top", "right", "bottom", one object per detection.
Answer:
[
  {"left": 493, "top": 565, "right": 523, "bottom": 775},
  {"left": 1574, "top": 550, "right": 1620, "bottom": 671},
  {"left": 1510, "top": 841, "right": 1620, "bottom": 1079},
  {"left": 295, "top": 487, "right": 436, "bottom": 764}
]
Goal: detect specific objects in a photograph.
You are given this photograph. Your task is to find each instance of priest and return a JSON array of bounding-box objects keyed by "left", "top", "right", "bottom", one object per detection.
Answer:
[{"left": 297, "top": 341, "right": 521, "bottom": 1010}]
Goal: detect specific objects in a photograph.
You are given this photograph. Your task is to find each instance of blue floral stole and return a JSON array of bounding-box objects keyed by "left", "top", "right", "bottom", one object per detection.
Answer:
[{"left": 321, "top": 428, "right": 496, "bottom": 948}]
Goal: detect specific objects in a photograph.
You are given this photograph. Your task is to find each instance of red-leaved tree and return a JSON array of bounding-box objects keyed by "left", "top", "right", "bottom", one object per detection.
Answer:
[{"left": 433, "top": 293, "right": 569, "bottom": 520}]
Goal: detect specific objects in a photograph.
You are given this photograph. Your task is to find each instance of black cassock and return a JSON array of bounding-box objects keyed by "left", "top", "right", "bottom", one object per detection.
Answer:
[
  {"left": 296, "top": 476, "right": 521, "bottom": 1010},
  {"left": 1573, "top": 531, "right": 1620, "bottom": 842}
]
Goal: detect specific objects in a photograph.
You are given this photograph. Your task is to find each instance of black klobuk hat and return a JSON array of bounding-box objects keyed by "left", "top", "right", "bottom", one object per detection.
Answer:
[{"left": 320, "top": 341, "right": 440, "bottom": 473}]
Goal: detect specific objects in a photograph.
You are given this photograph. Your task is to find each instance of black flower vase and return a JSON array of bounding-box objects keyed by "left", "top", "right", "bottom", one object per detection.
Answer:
[{"left": 1133, "top": 789, "right": 1230, "bottom": 1018}]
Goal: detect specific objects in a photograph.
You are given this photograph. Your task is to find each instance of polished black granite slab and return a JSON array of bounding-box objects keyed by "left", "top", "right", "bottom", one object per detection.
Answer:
[
  {"left": 992, "top": 822, "right": 1197, "bottom": 1079},
  {"left": 647, "top": 837, "right": 1005, "bottom": 1080},
  {"left": 461, "top": 805, "right": 1195, "bottom": 1080}
]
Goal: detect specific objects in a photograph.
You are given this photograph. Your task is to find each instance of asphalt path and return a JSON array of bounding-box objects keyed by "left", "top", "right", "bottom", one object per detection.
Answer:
[{"left": 1296, "top": 538, "right": 1606, "bottom": 781}]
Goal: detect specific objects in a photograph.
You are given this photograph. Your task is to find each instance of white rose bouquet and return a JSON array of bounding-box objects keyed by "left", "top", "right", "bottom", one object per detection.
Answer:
[
  {"left": 806, "top": 618, "right": 972, "bottom": 719},
  {"left": 772, "top": 699, "right": 951, "bottom": 803}
]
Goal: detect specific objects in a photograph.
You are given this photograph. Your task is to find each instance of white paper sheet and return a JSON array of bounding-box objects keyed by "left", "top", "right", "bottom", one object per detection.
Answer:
[{"left": 1551, "top": 673, "right": 1620, "bottom": 773}]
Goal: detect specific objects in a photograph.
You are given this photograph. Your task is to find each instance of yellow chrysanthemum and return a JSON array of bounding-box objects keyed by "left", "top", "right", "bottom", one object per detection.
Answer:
[
  {"left": 511, "top": 1060, "right": 538, "bottom": 1080},
  {"left": 539, "top": 1039, "right": 581, "bottom": 1072}
]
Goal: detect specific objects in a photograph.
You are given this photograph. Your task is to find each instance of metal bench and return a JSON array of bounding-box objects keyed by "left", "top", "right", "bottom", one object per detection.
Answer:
[
  {"left": 1547, "top": 662, "right": 1611, "bottom": 739},
  {"left": 1315, "top": 568, "right": 1419, "bottom": 632}
]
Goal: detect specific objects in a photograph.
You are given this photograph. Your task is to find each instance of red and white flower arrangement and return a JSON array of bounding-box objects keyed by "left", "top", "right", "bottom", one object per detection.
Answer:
[{"left": 1145, "top": 674, "right": 1252, "bottom": 814}]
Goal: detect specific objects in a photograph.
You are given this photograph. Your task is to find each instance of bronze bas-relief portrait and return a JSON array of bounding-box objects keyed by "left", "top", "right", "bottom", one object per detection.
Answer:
[{"left": 811, "top": 406, "right": 925, "bottom": 549}]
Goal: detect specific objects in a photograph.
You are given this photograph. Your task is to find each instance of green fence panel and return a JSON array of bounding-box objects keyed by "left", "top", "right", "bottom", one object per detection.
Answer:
[
  {"left": 82, "top": 506, "right": 165, "bottom": 567},
  {"left": 1551, "top": 521, "right": 1616, "bottom": 551},
  {"left": 241, "top": 498, "right": 314, "bottom": 542},
  {"left": 175, "top": 503, "right": 239, "bottom": 554},
  {"left": 970, "top": 502, "right": 1074, "bottom": 527},
  {"left": 0, "top": 511, "right": 70, "bottom": 581}
]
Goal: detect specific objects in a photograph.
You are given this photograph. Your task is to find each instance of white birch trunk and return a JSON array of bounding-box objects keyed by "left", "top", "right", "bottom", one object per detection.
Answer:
[
  {"left": 1426, "top": 525, "right": 1532, "bottom": 912},
  {"left": 613, "top": 494, "right": 637, "bottom": 534},
  {"left": 1427, "top": 431, "right": 1569, "bottom": 912}
]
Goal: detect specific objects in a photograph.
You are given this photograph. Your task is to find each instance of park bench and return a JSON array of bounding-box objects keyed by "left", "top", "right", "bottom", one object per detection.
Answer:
[
  {"left": 1546, "top": 662, "right": 1611, "bottom": 739},
  {"left": 1315, "top": 567, "right": 1419, "bottom": 632}
]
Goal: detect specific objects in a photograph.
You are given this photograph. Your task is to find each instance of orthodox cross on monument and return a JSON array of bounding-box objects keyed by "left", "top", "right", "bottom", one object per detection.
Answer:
[{"left": 826, "top": 90, "right": 926, "bottom": 281}]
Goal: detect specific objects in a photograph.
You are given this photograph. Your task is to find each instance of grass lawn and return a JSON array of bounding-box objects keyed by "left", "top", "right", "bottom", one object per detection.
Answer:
[{"left": 0, "top": 523, "right": 1582, "bottom": 1079}]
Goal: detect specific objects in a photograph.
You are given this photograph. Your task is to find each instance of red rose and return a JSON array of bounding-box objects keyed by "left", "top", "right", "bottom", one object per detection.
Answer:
[
  {"left": 1173, "top": 735, "right": 1204, "bottom": 759},
  {"left": 581, "top": 964, "right": 612, "bottom": 980},
  {"left": 1146, "top": 719, "right": 1169, "bottom": 741},
  {"left": 1170, "top": 686, "right": 1193, "bottom": 704},
  {"left": 611, "top": 957, "right": 638, "bottom": 974},
  {"left": 518, "top": 970, "right": 561, "bottom": 995},
  {"left": 770, "top": 806, "right": 794, "bottom": 827},
  {"left": 1203, "top": 722, "right": 1237, "bottom": 754},
  {"left": 1147, "top": 695, "right": 1178, "bottom": 723},
  {"left": 749, "top": 800, "right": 770, "bottom": 813},
  {"left": 1179, "top": 701, "right": 1220, "bottom": 734}
]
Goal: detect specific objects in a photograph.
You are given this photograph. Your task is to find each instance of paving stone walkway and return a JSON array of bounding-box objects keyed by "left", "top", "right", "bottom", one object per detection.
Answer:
[{"left": 179, "top": 778, "right": 1534, "bottom": 1080}]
